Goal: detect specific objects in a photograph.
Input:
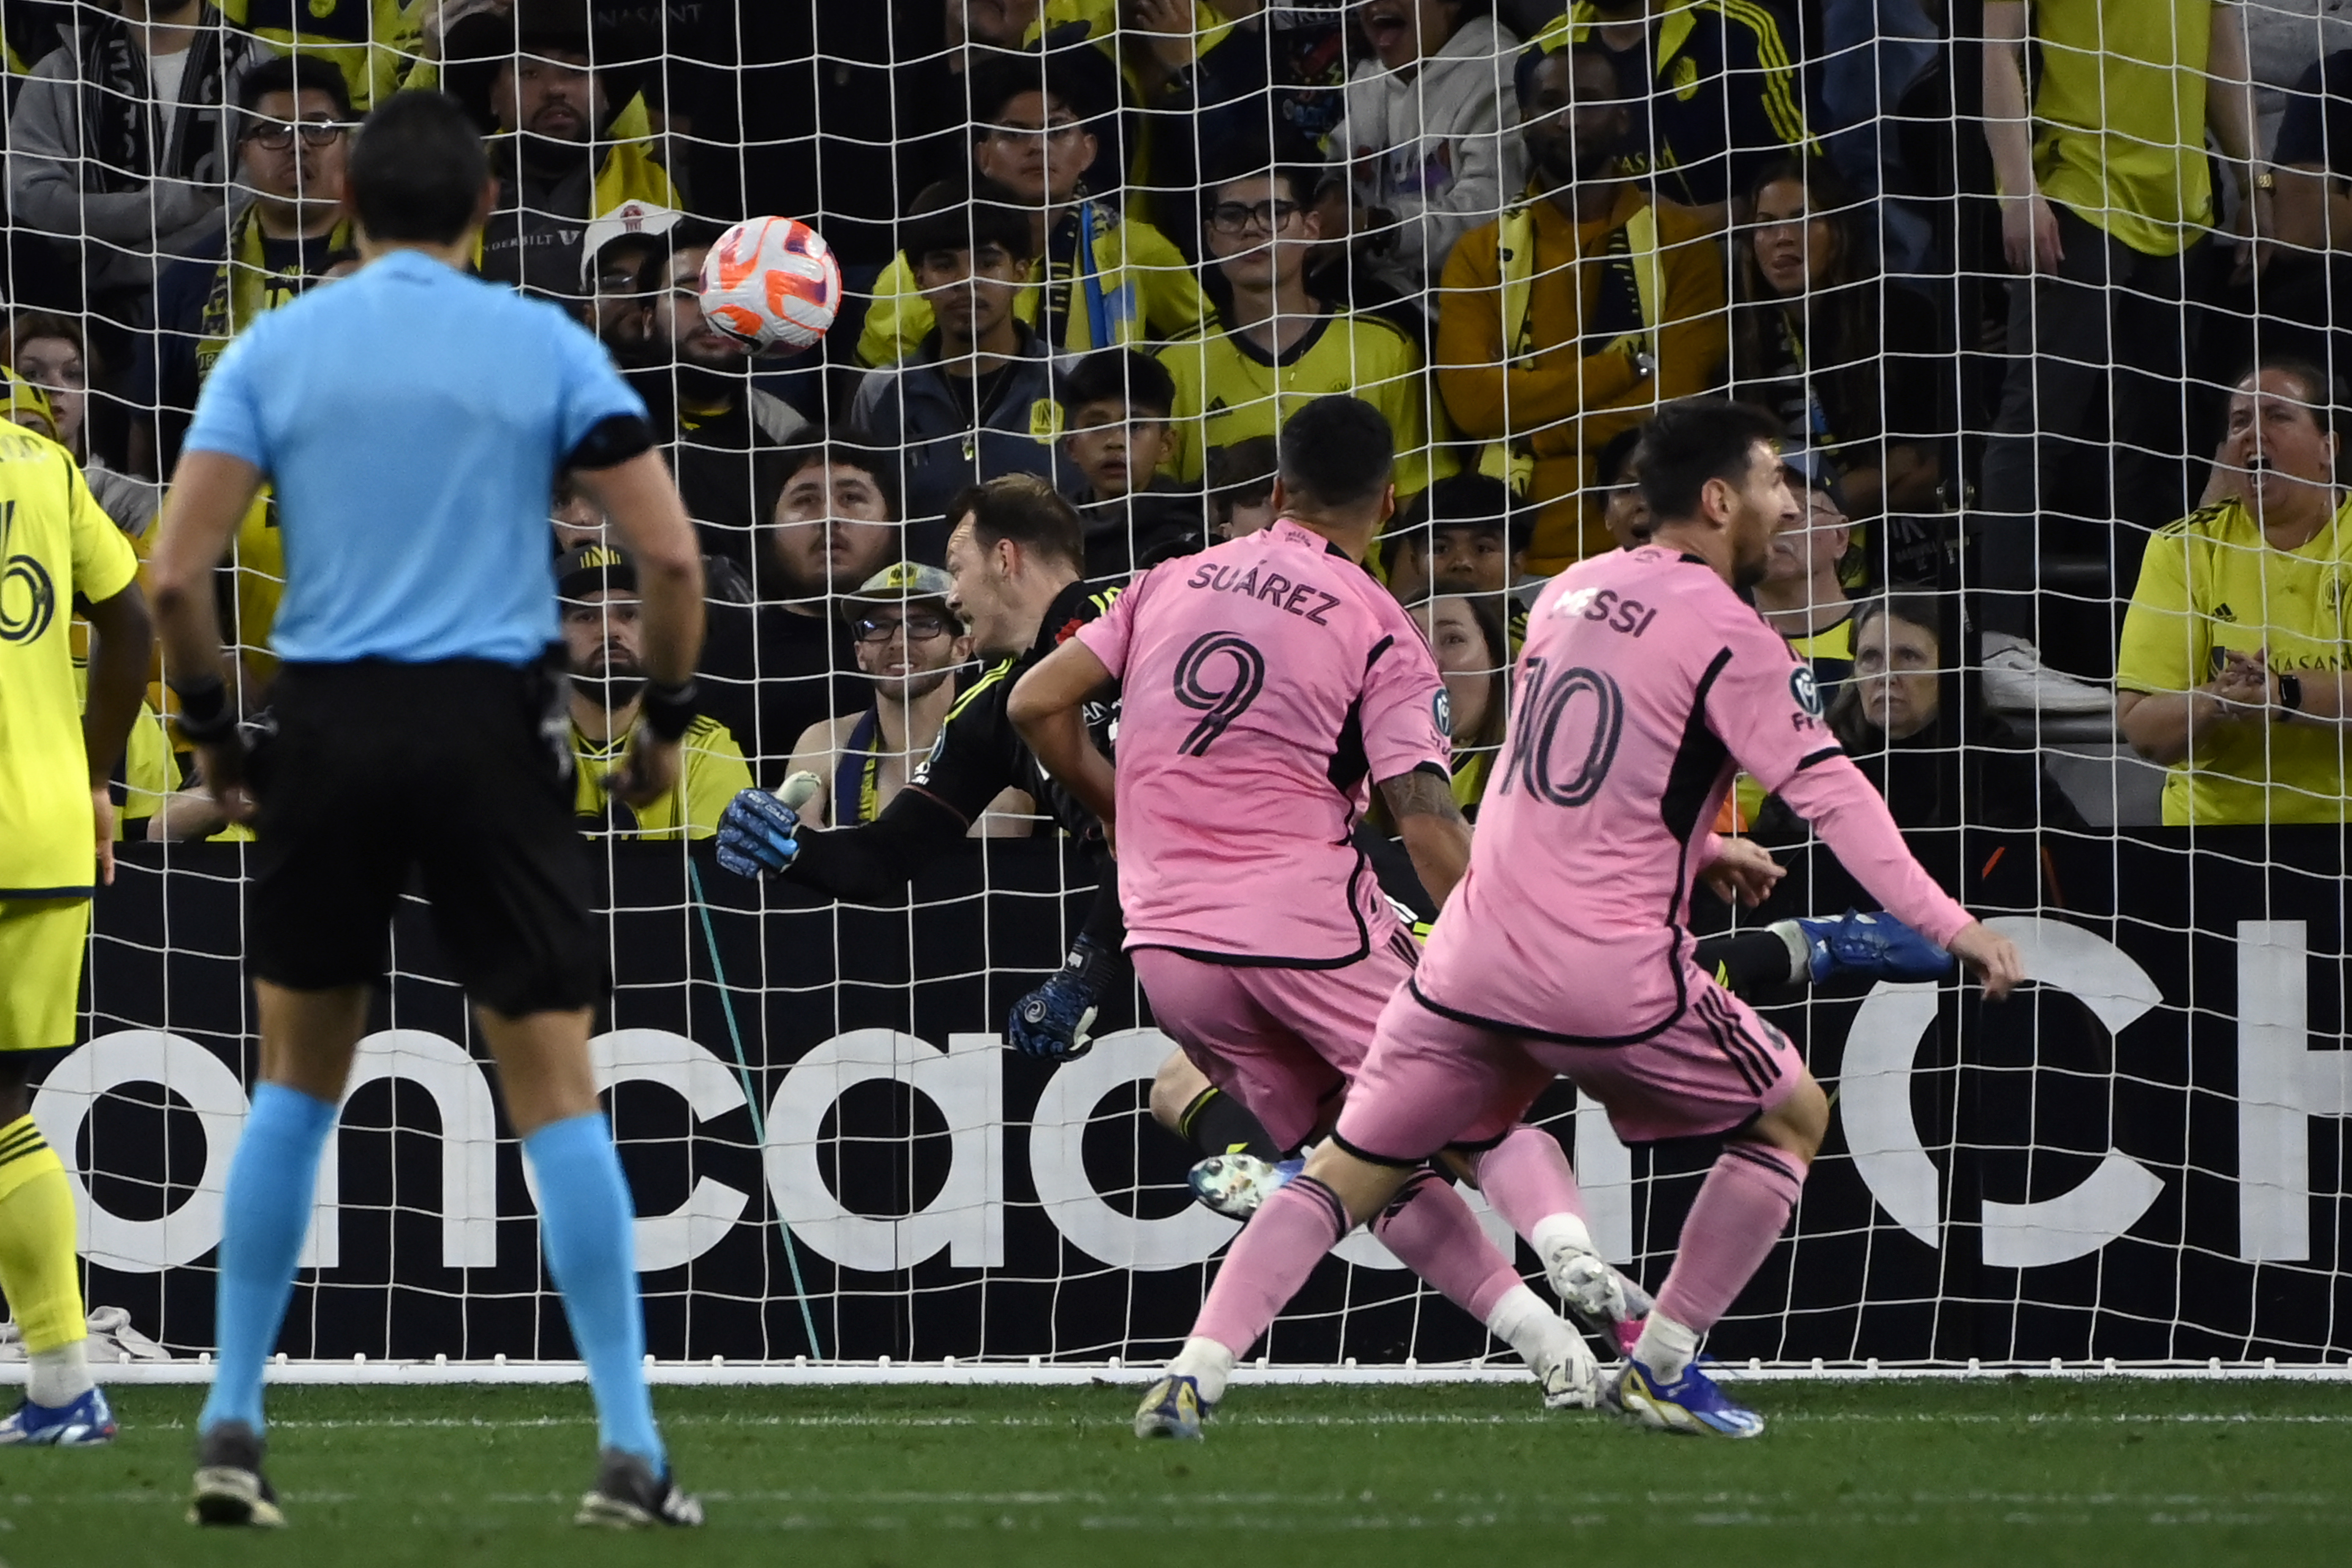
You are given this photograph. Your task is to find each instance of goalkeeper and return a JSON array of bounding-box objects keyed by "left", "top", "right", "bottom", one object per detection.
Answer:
[{"left": 719, "top": 474, "right": 1290, "bottom": 1193}]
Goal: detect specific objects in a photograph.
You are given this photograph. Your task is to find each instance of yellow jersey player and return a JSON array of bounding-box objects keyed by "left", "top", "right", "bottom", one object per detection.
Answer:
[{"left": 0, "top": 415, "right": 154, "bottom": 1445}]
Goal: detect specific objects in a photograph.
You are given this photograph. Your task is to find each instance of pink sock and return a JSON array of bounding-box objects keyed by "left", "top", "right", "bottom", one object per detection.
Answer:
[
  {"left": 1192, "top": 1174, "right": 1351, "bottom": 1357},
  {"left": 1654, "top": 1141, "right": 1808, "bottom": 1334},
  {"left": 1472, "top": 1126, "right": 1588, "bottom": 1241},
  {"left": 1372, "top": 1170, "right": 1525, "bottom": 1324}
]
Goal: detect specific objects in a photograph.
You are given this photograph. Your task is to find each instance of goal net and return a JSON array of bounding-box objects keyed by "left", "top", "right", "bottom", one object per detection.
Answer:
[{"left": 17, "top": 0, "right": 2352, "bottom": 1370}]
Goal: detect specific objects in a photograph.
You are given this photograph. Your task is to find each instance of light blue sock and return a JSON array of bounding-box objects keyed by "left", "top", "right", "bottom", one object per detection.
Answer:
[
  {"left": 525, "top": 1112, "right": 663, "bottom": 1467},
  {"left": 199, "top": 1083, "right": 336, "bottom": 1436}
]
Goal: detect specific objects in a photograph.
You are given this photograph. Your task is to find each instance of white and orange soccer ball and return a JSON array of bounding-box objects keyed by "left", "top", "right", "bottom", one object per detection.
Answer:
[{"left": 697, "top": 215, "right": 842, "bottom": 354}]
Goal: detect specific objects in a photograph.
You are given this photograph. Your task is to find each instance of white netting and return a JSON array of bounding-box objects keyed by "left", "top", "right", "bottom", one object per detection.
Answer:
[{"left": 16, "top": 0, "right": 2352, "bottom": 1367}]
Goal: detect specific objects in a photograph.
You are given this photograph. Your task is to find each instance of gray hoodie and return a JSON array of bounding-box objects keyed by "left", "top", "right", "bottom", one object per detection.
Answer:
[{"left": 8, "top": 21, "right": 265, "bottom": 296}]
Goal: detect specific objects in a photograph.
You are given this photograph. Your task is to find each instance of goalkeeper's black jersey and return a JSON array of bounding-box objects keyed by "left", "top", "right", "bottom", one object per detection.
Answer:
[{"left": 906, "top": 577, "right": 1122, "bottom": 846}]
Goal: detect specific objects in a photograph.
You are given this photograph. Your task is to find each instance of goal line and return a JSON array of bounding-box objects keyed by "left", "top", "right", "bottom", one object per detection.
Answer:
[{"left": 25, "top": 1358, "right": 2352, "bottom": 1388}]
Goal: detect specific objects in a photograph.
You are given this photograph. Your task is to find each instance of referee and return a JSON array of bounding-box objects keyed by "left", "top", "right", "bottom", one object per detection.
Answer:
[{"left": 147, "top": 93, "right": 704, "bottom": 1530}]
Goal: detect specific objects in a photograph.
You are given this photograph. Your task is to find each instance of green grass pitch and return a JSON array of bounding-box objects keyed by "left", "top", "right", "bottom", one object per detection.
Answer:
[{"left": 9, "top": 1380, "right": 2350, "bottom": 1565}]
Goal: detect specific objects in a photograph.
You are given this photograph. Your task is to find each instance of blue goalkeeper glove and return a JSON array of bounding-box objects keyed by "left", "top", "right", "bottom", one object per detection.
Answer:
[
  {"left": 1007, "top": 935, "right": 1121, "bottom": 1060},
  {"left": 716, "top": 788, "right": 803, "bottom": 879}
]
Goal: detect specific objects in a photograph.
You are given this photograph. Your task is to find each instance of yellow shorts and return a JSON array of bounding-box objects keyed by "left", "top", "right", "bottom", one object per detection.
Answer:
[{"left": 0, "top": 898, "right": 89, "bottom": 1053}]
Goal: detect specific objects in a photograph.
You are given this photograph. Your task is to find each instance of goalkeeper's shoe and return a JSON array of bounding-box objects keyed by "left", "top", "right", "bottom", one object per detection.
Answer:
[
  {"left": 576, "top": 1448, "right": 705, "bottom": 1529},
  {"left": 0, "top": 1385, "right": 117, "bottom": 1446},
  {"left": 1606, "top": 1356, "right": 1765, "bottom": 1438},
  {"left": 1796, "top": 909, "right": 1954, "bottom": 985},
  {"left": 715, "top": 788, "right": 803, "bottom": 879},
  {"left": 188, "top": 1420, "right": 285, "bottom": 1528},
  {"left": 1187, "top": 1153, "right": 1301, "bottom": 1220},
  {"left": 1006, "top": 935, "right": 1121, "bottom": 1059},
  {"left": 1134, "top": 1374, "right": 1211, "bottom": 1440}
]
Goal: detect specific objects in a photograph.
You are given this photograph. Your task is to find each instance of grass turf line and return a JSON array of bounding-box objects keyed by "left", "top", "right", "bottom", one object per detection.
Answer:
[{"left": 6, "top": 1381, "right": 2347, "bottom": 1565}]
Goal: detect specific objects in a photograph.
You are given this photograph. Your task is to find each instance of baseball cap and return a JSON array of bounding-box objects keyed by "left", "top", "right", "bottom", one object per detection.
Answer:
[
  {"left": 843, "top": 562, "right": 957, "bottom": 613},
  {"left": 580, "top": 201, "right": 682, "bottom": 289},
  {"left": 556, "top": 543, "right": 636, "bottom": 602},
  {"left": 1780, "top": 446, "right": 1848, "bottom": 512}
]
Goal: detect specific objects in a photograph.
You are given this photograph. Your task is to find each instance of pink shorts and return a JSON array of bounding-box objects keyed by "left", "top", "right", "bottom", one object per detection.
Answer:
[
  {"left": 1334, "top": 972, "right": 1806, "bottom": 1162},
  {"left": 1133, "top": 930, "right": 1418, "bottom": 1152}
]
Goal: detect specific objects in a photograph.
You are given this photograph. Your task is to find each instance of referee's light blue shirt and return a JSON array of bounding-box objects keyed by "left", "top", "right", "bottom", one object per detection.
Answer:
[{"left": 183, "top": 249, "right": 648, "bottom": 666}]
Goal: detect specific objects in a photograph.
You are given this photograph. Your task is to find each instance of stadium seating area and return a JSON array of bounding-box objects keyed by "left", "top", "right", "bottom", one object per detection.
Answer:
[{"left": 5, "top": 0, "right": 2347, "bottom": 845}]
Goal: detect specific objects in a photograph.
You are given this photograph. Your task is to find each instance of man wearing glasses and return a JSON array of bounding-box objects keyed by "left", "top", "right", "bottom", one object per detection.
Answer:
[
  {"left": 1155, "top": 158, "right": 1450, "bottom": 498},
  {"left": 781, "top": 564, "right": 1031, "bottom": 832},
  {"left": 144, "top": 53, "right": 357, "bottom": 474}
]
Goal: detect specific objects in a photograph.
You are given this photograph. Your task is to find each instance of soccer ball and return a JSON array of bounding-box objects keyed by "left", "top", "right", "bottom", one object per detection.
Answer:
[{"left": 698, "top": 215, "right": 843, "bottom": 354}]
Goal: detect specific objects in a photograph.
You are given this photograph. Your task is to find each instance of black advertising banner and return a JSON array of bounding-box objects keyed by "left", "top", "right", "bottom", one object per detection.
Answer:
[{"left": 38, "top": 832, "right": 2352, "bottom": 1367}]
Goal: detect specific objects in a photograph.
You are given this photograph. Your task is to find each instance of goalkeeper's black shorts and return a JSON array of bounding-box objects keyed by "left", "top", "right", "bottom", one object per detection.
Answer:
[{"left": 245, "top": 653, "right": 601, "bottom": 1016}]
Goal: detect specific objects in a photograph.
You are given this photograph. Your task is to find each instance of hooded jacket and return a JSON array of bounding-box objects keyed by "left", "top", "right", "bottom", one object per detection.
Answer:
[{"left": 1331, "top": 14, "right": 1527, "bottom": 311}]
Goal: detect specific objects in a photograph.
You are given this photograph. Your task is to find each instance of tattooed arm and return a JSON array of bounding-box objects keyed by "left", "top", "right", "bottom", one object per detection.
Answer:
[{"left": 1377, "top": 764, "right": 1473, "bottom": 908}]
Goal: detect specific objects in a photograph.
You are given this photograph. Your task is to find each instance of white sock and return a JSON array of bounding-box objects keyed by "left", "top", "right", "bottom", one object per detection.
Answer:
[
  {"left": 1484, "top": 1283, "right": 1565, "bottom": 1368},
  {"left": 1168, "top": 1336, "right": 1237, "bottom": 1406},
  {"left": 1631, "top": 1312, "right": 1701, "bottom": 1382},
  {"left": 1529, "top": 1212, "right": 1595, "bottom": 1262},
  {"left": 1767, "top": 919, "right": 1812, "bottom": 983},
  {"left": 27, "top": 1340, "right": 91, "bottom": 1408}
]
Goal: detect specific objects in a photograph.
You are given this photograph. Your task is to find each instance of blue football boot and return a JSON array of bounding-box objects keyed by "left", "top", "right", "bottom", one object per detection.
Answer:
[
  {"left": 1797, "top": 909, "right": 1955, "bottom": 985},
  {"left": 1133, "top": 1373, "right": 1211, "bottom": 1440},
  {"left": 1186, "top": 1154, "right": 1301, "bottom": 1220},
  {"left": 0, "top": 1385, "right": 117, "bottom": 1446},
  {"left": 1605, "top": 1356, "right": 1766, "bottom": 1438}
]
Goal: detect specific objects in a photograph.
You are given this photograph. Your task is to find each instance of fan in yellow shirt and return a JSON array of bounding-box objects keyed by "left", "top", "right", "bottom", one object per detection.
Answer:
[
  {"left": 558, "top": 546, "right": 750, "bottom": 839},
  {"left": 0, "top": 411, "right": 152, "bottom": 1440},
  {"left": 1154, "top": 163, "right": 1453, "bottom": 495},
  {"left": 858, "top": 57, "right": 1203, "bottom": 368},
  {"left": 2118, "top": 363, "right": 2352, "bottom": 825}
]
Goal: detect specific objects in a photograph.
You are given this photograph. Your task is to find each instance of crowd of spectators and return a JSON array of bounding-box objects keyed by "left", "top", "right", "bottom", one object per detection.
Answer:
[{"left": 10, "top": 0, "right": 2352, "bottom": 848}]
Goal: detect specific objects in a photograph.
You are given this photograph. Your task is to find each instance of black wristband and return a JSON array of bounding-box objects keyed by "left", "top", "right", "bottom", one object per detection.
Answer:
[
  {"left": 642, "top": 678, "right": 698, "bottom": 742},
  {"left": 2278, "top": 673, "right": 2303, "bottom": 721},
  {"left": 172, "top": 675, "right": 238, "bottom": 745},
  {"left": 564, "top": 412, "right": 656, "bottom": 472}
]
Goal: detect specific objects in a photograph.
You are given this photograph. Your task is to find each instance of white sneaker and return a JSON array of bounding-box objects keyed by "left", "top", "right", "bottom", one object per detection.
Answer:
[
  {"left": 1528, "top": 1319, "right": 1601, "bottom": 1410},
  {"left": 1980, "top": 633, "right": 2112, "bottom": 715},
  {"left": 1542, "top": 1240, "right": 1628, "bottom": 1323}
]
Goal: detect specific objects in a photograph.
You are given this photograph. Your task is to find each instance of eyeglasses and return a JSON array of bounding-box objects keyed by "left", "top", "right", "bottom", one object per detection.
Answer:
[
  {"left": 852, "top": 611, "right": 956, "bottom": 643},
  {"left": 243, "top": 118, "right": 346, "bottom": 150},
  {"left": 1207, "top": 199, "right": 1302, "bottom": 236}
]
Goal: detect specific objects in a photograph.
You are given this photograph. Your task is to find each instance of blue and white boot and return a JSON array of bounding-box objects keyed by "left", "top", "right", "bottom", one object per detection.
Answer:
[
  {"left": 1794, "top": 910, "right": 1955, "bottom": 985},
  {"left": 1187, "top": 1154, "right": 1301, "bottom": 1220},
  {"left": 1133, "top": 1373, "right": 1211, "bottom": 1440},
  {"left": 0, "top": 1385, "right": 118, "bottom": 1446},
  {"left": 1605, "top": 1356, "right": 1765, "bottom": 1438}
]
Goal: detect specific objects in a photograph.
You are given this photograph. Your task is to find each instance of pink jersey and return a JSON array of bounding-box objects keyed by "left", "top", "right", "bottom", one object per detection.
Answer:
[
  {"left": 1076, "top": 518, "right": 1450, "bottom": 965},
  {"left": 1413, "top": 544, "right": 1974, "bottom": 1040}
]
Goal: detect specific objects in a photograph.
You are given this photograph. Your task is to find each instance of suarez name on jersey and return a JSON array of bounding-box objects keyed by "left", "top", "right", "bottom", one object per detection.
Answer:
[{"left": 1076, "top": 518, "right": 1449, "bottom": 968}]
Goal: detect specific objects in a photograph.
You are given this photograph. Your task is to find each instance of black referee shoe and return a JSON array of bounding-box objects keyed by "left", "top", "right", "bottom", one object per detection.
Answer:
[
  {"left": 575, "top": 1448, "right": 704, "bottom": 1528},
  {"left": 188, "top": 1420, "right": 286, "bottom": 1528}
]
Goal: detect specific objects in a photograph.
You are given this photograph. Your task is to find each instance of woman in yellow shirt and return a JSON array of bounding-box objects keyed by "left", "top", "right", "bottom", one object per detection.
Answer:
[{"left": 2116, "top": 361, "right": 2352, "bottom": 825}]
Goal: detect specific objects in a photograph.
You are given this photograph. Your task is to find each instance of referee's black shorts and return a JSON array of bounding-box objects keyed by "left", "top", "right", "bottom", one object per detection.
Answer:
[{"left": 246, "top": 654, "right": 601, "bottom": 1016}]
